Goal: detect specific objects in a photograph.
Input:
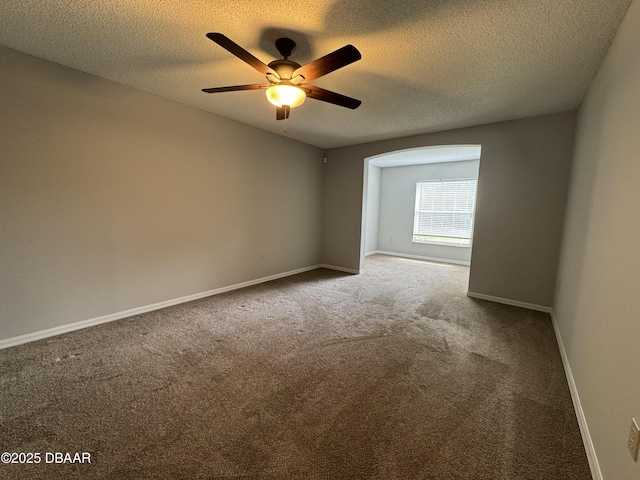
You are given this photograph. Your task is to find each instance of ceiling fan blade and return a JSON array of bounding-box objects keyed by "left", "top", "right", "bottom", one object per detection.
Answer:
[
  {"left": 305, "top": 85, "right": 362, "bottom": 109},
  {"left": 206, "top": 33, "right": 277, "bottom": 77},
  {"left": 293, "top": 45, "right": 361, "bottom": 81},
  {"left": 202, "top": 84, "right": 265, "bottom": 93},
  {"left": 276, "top": 105, "right": 291, "bottom": 120}
]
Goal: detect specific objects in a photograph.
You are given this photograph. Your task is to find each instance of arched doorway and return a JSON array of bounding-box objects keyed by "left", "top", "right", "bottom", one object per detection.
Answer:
[{"left": 360, "top": 145, "right": 482, "bottom": 271}]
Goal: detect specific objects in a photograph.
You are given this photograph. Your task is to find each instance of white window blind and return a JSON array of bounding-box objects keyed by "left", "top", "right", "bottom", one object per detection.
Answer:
[{"left": 413, "top": 178, "right": 477, "bottom": 247}]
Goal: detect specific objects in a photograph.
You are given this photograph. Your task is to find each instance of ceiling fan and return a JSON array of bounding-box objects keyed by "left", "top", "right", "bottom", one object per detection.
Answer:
[{"left": 202, "top": 33, "right": 362, "bottom": 120}]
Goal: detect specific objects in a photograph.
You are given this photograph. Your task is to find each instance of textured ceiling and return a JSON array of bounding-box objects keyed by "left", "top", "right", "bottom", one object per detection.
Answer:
[{"left": 0, "top": 0, "right": 633, "bottom": 148}]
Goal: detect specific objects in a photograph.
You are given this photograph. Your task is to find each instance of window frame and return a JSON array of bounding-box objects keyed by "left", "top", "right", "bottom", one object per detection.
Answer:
[{"left": 412, "top": 177, "right": 477, "bottom": 248}]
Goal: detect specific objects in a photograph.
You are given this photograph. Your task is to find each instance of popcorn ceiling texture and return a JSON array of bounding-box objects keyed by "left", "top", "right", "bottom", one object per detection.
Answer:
[{"left": 0, "top": 0, "right": 633, "bottom": 147}]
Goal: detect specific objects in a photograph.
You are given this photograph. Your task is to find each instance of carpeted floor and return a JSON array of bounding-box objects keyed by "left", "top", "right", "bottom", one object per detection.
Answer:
[{"left": 0, "top": 254, "right": 591, "bottom": 479}]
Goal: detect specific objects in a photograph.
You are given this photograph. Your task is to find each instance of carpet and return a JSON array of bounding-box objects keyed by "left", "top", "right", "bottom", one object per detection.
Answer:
[{"left": 0, "top": 254, "right": 591, "bottom": 479}]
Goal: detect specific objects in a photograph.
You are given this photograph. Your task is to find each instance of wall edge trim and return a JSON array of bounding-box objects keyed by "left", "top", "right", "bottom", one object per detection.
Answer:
[
  {"left": 374, "top": 250, "right": 471, "bottom": 266},
  {"left": 0, "top": 265, "right": 322, "bottom": 350},
  {"left": 320, "top": 264, "right": 362, "bottom": 274},
  {"left": 466, "top": 291, "right": 551, "bottom": 312},
  {"left": 550, "top": 309, "right": 602, "bottom": 480}
]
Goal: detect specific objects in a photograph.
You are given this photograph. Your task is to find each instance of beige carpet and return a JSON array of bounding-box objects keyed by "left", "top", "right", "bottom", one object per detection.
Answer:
[{"left": 0, "top": 254, "right": 591, "bottom": 479}]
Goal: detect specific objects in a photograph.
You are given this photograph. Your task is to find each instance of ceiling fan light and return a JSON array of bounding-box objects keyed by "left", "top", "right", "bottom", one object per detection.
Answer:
[{"left": 266, "top": 84, "right": 306, "bottom": 108}]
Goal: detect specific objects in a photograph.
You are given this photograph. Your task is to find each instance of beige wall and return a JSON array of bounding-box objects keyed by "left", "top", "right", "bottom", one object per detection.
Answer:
[
  {"left": 323, "top": 112, "right": 576, "bottom": 307},
  {"left": 0, "top": 46, "right": 323, "bottom": 341},
  {"left": 554, "top": 0, "right": 640, "bottom": 478},
  {"left": 376, "top": 160, "right": 479, "bottom": 264},
  {"left": 364, "top": 165, "right": 381, "bottom": 254}
]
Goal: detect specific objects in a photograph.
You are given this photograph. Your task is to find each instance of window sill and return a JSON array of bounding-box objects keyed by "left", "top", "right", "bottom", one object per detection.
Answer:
[{"left": 412, "top": 240, "right": 471, "bottom": 248}]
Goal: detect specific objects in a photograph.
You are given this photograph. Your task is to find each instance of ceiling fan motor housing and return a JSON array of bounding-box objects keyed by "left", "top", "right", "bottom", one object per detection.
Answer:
[{"left": 267, "top": 59, "right": 302, "bottom": 82}]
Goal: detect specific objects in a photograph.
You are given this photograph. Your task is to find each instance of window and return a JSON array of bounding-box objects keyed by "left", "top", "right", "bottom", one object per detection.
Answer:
[{"left": 413, "top": 178, "right": 477, "bottom": 247}]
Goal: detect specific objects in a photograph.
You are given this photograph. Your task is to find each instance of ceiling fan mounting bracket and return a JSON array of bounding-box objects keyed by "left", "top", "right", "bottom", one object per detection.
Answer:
[{"left": 275, "top": 37, "right": 296, "bottom": 59}]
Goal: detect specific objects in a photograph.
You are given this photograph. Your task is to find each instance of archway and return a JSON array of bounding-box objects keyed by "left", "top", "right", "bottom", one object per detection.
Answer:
[{"left": 360, "top": 145, "right": 482, "bottom": 271}]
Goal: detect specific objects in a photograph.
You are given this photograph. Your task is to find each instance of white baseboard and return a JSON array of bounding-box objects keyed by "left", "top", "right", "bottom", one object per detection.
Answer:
[
  {"left": 0, "top": 265, "right": 322, "bottom": 351},
  {"left": 374, "top": 250, "right": 471, "bottom": 266},
  {"left": 550, "top": 310, "right": 602, "bottom": 480},
  {"left": 320, "top": 264, "right": 362, "bottom": 274},
  {"left": 466, "top": 291, "right": 552, "bottom": 313}
]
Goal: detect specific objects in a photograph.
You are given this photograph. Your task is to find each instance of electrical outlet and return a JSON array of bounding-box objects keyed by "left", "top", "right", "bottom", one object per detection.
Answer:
[
  {"left": 628, "top": 417, "right": 640, "bottom": 462},
  {"left": 261, "top": 251, "right": 268, "bottom": 260}
]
